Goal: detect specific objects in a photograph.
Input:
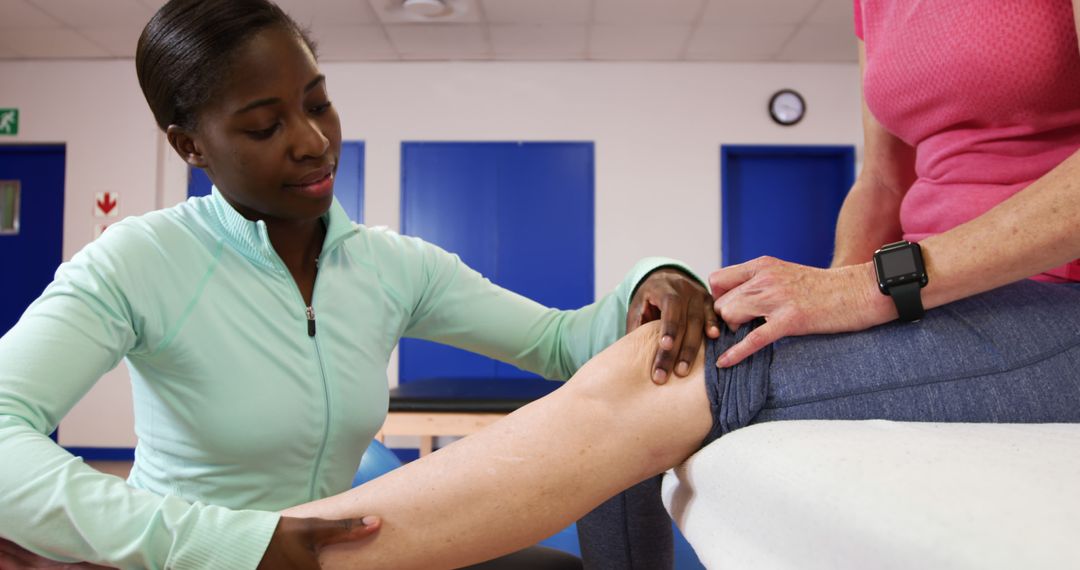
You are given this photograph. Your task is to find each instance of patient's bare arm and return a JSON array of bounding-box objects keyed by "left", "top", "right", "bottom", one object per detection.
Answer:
[{"left": 282, "top": 321, "right": 712, "bottom": 570}]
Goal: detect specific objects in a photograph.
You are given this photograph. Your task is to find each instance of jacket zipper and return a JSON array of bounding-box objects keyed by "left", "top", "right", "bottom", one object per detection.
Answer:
[
  {"left": 282, "top": 232, "right": 354, "bottom": 499},
  {"left": 305, "top": 256, "right": 320, "bottom": 337},
  {"left": 279, "top": 254, "right": 332, "bottom": 500},
  {"left": 308, "top": 330, "right": 332, "bottom": 500},
  {"left": 304, "top": 255, "right": 332, "bottom": 499}
]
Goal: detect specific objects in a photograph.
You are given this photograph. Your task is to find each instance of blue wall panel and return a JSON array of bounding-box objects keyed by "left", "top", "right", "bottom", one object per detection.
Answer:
[
  {"left": 188, "top": 141, "right": 365, "bottom": 223},
  {"left": 721, "top": 145, "right": 854, "bottom": 268},
  {"left": 401, "top": 143, "right": 499, "bottom": 278},
  {"left": 491, "top": 144, "right": 594, "bottom": 379},
  {"left": 400, "top": 142, "right": 595, "bottom": 383},
  {"left": 400, "top": 144, "right": 500, "bottom": 380}
]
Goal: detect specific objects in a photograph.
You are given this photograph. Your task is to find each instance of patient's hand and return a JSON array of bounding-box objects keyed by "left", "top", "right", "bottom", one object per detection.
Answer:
[
  {"left": 709, "top": 256, "right": 887, "bottom": 366},
  {"left": 0, "top": 538, "right": 110, "bottom": 569},
  {"left": 257, "top": 516, "right": 380, "bottom": 570},
  {"left": 628, "top": 268, "right": 720, "bottom": 384}
]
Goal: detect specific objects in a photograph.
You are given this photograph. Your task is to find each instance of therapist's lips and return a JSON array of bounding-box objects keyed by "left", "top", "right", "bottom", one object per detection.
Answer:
[{"left": 285, "top": 165, "right": 334, "bottom": 198}]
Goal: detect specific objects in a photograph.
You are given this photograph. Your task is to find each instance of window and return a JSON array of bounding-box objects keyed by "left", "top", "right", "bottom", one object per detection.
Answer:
[{"left": 0, "top": 180, "right": 19, "bottom": 235}]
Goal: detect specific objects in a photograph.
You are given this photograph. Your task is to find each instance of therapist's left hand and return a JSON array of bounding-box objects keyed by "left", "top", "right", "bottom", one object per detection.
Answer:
[
  {"left": 628, "top": 268, "right": 720, "bottom": 384},
  {"left": 709, "top": 256, "right": 889, "bottom": 368}
]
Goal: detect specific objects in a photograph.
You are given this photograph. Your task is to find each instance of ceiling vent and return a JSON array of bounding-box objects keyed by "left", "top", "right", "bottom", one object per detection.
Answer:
[
  {"left": 403, "top": 0, "right": 450, "bottom": 18},
  {"left": 371, "top": 0, "right": 479, "bottom": 23}
]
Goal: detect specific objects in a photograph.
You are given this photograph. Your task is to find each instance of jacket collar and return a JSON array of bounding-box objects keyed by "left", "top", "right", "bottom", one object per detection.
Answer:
[{"left": 209, "top": 186, "right": 359, "bottom": 271}]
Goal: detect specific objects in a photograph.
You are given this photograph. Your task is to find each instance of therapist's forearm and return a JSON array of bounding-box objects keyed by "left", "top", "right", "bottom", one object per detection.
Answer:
[
  {"left": 919, "top": 149, "right": 1080, "bottom": 309},
  {"left": 831, "top": 176, "right": 905, "bottom": 267}
]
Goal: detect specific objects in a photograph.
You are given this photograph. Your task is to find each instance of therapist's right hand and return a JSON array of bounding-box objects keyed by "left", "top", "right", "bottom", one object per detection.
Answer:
[{"left": 258, "top": 515, "right": 381, "bottom": 570}]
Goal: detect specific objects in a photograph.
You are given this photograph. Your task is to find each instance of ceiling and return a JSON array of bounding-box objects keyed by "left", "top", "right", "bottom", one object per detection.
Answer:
[{"left": 0, "top": 0, "right": 857, "bottom": 62}]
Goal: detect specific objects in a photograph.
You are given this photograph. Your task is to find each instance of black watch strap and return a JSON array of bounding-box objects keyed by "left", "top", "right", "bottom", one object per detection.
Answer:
[{"left": 890, "top": 281, "right": 925, "bottom": 322}]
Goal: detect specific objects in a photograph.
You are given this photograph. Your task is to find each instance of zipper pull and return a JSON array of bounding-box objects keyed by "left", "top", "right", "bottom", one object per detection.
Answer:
[{"left": 306, "top": 306, "right": 316, "bottom": 337}]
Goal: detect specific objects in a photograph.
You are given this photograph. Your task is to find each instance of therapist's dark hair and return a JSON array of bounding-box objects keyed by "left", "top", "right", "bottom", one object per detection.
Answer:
[{"left": 135, "top": 0, "right": 317, "bottom": 131}]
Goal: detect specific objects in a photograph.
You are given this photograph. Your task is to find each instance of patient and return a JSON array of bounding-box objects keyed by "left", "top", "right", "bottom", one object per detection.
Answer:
[{"left": 577, "top": 1, "right": 1080, "bottom": 562}]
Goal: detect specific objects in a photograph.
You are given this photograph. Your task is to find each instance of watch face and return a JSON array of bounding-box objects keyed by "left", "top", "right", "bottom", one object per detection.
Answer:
[
  {"left": 769, "top": 90, "right": 805, "bottom": 126},
  {"left": 879, "top": 248, "right": 917, "bottom": 278}
]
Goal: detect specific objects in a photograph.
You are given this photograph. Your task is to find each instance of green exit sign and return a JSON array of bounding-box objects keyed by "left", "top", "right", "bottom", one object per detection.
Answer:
[{"left": 0, "top": 109, "right": 18, "bottom": 136}]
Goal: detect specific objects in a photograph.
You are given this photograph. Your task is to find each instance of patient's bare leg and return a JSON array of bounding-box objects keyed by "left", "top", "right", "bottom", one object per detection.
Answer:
[{"left": 282, "top": 321, "right": 712, "bottom": 570}]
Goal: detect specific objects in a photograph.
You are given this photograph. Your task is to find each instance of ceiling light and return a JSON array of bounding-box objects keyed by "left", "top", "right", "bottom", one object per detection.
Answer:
[{"left": 402, "top": 0, "right": 451, "bottom": 18}]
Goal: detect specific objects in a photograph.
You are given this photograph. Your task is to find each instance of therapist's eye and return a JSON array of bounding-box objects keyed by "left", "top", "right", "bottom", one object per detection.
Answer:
[
  {"left": 246, "top": 123, "right": 280, "bottom": 140},
  {"left": 309, "top": 101, "right": 332, "bottom": 115}
]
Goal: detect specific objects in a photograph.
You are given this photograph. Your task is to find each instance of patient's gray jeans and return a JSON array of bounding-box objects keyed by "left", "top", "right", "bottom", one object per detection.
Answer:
[{"left": 578, "top": 280, "right": 1080, "bottom": 569}]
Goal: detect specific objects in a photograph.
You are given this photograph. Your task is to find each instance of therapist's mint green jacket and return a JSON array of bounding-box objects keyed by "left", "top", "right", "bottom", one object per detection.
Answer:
[{"left": 0, "top": 189, "right": 692, "bottom": 569}]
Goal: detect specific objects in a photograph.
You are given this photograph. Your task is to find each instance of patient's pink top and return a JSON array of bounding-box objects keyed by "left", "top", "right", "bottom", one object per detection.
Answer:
[{"left": 855, "top": 0, "right": 1080, "bottom": 282}]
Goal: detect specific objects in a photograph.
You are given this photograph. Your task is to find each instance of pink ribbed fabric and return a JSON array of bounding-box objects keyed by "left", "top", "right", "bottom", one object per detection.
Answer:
[{"left": 855, "top": 0, "right": 1080, "bottom": 282}]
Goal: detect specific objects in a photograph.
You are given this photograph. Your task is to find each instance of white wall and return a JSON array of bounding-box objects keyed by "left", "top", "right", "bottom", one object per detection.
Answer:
[{"left": 0, "top": 60, "right": 862, "bottom": 448}]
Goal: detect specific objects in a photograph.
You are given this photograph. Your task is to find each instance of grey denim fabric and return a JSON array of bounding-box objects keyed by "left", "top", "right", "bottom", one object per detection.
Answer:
[
  {"left": 742, "top": 280, "right": 1080, "bottom": 435},
  {"left": 577, "top": 475, "right": 673, "bottom": 570},
  {"left": 702, "top": 317, "right": 773, "bottom": 445},
  {"left": 579, "top": 280, "right": 1080, "bottom": 569}
]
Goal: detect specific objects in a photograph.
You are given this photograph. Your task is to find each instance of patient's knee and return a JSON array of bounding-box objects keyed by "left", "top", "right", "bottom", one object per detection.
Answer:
[
  {"left": 569, "top": 320, "right": 705, "bottom": 399},
  {"left": 561, "top": 321, "right": 713, "bottom": 470}
]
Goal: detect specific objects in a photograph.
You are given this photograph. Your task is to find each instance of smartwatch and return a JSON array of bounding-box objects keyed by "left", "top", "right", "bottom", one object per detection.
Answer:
[{"left": 873, "top": 240, "right": 928, "bottom": 322}]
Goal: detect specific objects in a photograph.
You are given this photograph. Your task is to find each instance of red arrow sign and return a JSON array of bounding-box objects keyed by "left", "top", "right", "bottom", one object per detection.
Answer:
[{"left": 95, "top": 192, "right": 118, "bottom": 217}]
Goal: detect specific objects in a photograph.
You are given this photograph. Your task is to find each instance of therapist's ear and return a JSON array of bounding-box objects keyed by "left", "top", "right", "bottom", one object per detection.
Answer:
[{"left": 166, "top": 125, "right": 208, "bottom": 168}]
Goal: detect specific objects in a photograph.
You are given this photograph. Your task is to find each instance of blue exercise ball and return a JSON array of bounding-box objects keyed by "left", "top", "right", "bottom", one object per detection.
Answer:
[{"left": 352, "top": 440, "right": 404, "bottom": 487}]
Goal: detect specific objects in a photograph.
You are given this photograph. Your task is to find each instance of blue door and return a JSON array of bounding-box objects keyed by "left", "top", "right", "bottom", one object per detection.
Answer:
[
  {"left": 187, "top": 141, "right": 365, "bottom": 223},
  {"left": 0, "top": 145, "right": 65, "bottom": 336},
  {"left": 399, "top": 142, "right": 595, "bottom": 383},
  {"left": 721, "top": 145, "right": 855, "bottom": 268}
]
